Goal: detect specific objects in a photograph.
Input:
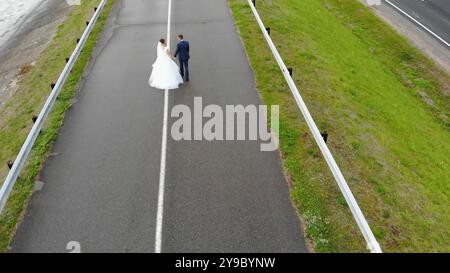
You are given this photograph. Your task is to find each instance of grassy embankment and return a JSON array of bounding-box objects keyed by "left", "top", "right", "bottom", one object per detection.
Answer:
[
  {"left": 0, "top": 0, "right": 115, "bottom": 252},
  {"left": 230, "top": 0, "right": 449, "bottom": 252}
]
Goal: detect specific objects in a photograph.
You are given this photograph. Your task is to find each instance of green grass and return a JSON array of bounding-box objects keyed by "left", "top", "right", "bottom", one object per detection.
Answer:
[
  {"left": 0, "top": 0, "right": 115, "bottom": 252},
  {"left": 230, "top": 0, "right": 450, "bottom": 252}
]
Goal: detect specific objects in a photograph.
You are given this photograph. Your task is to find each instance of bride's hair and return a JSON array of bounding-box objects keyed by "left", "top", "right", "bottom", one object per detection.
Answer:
[{"left": 159, "top": 38, "right": 165, "bottom": 44}]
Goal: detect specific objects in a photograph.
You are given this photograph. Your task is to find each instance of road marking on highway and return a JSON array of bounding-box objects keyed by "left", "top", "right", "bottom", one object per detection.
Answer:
[
  {"left": 155, "top": 0, "right": 172, "bottom": 254},
  {"left": 384, "top": 0, "right": 450, "bottom": 48}
]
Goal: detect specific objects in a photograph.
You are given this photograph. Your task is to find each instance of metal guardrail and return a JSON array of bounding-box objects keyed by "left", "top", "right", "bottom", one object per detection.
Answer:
[
  {"left": 245, "top": 0, "right": 382, "bottom": 253},
  {"left": 0, "top": 0, "right": 108, "bottom": 213}
]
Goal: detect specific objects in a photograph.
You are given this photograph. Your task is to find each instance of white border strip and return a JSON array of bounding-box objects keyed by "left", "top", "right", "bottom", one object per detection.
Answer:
[
  {"left": 0, "top": 0, "right": 108, "bottom": 214},
  {"left": 154, "top": 0, "right": 172, "bottom": 254},
  {"left": 384, "top": 0, "right": 450, "bottom": 48},
  {"left": 245, "top": 0, "right": 382, "bottom": 253}
]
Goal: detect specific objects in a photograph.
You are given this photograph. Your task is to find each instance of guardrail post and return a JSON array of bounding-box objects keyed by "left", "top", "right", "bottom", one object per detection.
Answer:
[
  {"left": 252, "top": 0, "right": 256, "bottom": 7},
  {"left": 65, "top": 57, "right": 70, "bottom": 63},
  {"left": 50, "top": 83, "right": 56, "bottom": 89},
  {"left": 321, "top": 132, "right": 328, "bottom": 143},
  {"left": 32, "top": 115, "right": 38, "bottom": 123},
  {"left": 7, "top": 161, "right": 14, "bottom": 170},
  {"left": 288, "top": 67, "right": 293, "bottom": 77},
  {"left": 266, "top": 27, "right": 270, "bottom": 36}
]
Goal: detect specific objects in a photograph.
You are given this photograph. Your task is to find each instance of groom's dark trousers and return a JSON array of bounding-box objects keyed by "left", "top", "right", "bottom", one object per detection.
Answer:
[
  {"left": 174, "top": 40, "right": 190, "bottom": 81},
  {"left": 179, "top": 60, "right": 189, "bottom": 82}
]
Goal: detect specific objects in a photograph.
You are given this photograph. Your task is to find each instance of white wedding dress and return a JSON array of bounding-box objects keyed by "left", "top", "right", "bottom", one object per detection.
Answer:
[{"left": 149, "top": 42, "right": 183, "bottom": 90}]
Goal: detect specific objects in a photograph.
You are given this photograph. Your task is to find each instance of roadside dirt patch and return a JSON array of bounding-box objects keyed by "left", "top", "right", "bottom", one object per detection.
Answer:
[{"left": 17, "top": 64, "right": 34, "bottom": 77}]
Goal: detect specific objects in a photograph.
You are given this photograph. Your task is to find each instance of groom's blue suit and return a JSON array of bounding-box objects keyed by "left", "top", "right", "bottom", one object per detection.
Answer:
[{"left": 174, "top": 40, "right": 190, "bottom": 81}]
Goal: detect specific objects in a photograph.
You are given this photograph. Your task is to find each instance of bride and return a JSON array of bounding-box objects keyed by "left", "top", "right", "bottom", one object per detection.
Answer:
[{"left": 149, "top": 38, "right": 183, "bottom": 90}]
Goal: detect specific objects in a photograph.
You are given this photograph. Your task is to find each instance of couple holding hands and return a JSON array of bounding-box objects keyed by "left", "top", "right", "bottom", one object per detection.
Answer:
[{"left": 149, "top": 34, "right": 190, "bottom": 90}]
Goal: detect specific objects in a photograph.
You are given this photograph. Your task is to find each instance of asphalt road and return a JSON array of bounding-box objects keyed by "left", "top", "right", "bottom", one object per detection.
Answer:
[
  {"left": 11, "top": 0, "right": 308, "bottom": 253},
  {"left": 387, "top": 0, "right": 450, "bottom": 45}
]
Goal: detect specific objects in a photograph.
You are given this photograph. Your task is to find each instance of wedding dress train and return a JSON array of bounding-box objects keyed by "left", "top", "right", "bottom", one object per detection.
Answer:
[{"left": 149, "top": 42, "right": 183, "bottom": 90}]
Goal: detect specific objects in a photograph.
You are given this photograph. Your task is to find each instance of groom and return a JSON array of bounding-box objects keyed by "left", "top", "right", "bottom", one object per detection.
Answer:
[{"left": 174, "top": 34, "right": 190, "bottom": 82}]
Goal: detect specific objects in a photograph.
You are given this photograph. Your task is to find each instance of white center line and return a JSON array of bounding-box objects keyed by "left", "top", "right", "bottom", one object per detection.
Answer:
[{"left": 155, "top": 0, "right": 172, "bottom": 254}]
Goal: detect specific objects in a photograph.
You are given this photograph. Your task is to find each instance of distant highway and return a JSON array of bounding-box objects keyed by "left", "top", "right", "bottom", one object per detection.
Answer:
[{"left": 385, "top": 0, "right": 450, "bottom": 47}]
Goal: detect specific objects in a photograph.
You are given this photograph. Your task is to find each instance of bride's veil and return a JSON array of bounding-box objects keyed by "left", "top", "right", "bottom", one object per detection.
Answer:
[
  {"left": 150, "top": 41, "right": 183, "bottom": 89},
  {"left": 157, "top": 42, "right": 165, "bottom": 59},
  {"left": 153, "top": 41, "right": 167, "bottom": 67}
]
